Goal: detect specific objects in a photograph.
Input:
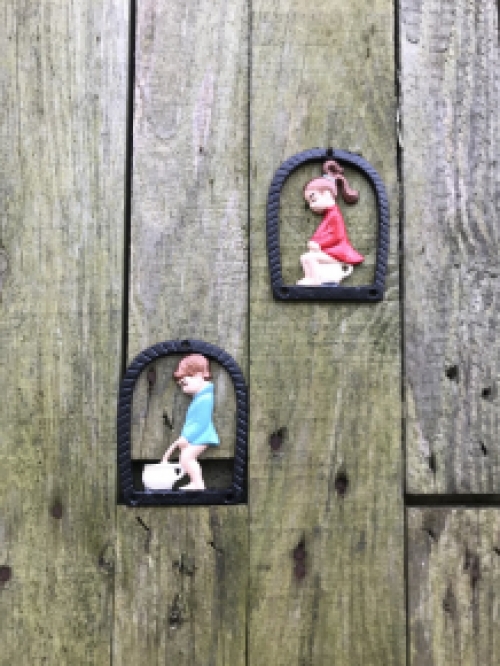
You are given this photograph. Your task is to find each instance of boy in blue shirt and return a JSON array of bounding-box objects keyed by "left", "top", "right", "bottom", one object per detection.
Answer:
[{"left": 162, "top": 354, "right": 219, "bottom": 490}]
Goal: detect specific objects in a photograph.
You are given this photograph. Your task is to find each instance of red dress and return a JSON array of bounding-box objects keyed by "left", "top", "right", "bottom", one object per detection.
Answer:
[{"left": 310, "top": 205, "right": 364, "bottom": 264}]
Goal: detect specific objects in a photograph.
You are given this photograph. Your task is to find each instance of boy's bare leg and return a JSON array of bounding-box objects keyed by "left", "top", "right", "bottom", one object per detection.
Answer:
[{"left": 179, "top": 445, "right": 208, "bottom": 490}]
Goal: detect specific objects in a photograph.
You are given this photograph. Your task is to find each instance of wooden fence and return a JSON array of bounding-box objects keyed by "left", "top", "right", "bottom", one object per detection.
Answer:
[{"left": 1, "top": 1, "right": 498, "bottom": 664}]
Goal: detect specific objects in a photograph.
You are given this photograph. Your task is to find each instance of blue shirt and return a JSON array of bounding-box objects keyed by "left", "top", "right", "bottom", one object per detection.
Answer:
[{"left": 180, "top": 383, "right": 220, "bottom": 446}]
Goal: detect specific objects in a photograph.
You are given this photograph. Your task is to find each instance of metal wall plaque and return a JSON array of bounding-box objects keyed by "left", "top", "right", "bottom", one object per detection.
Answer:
[
  {"left": 267, "top": 148, "right": 390, "bottom": 302},
  {"left": 118, "top": 339, "right": 248, "bottom": 506}
]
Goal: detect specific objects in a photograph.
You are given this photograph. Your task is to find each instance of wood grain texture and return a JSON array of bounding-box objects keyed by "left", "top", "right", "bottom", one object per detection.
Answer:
[
  {"left": 128, "top": 0, "right": 248, "bottom": 465},
  {"left": 114, "top": 507, "right": 247, "bottom": 666},
  {"left": 401, "top": 0, "right": 500, "bottom": 493},
  {"left": 249, "top": 2, "right": 404, "bottom": 664},
  {"left": 114, "top": 1, "right": 249, "bottom": 663},
  {"left": 128, "top": 0, "right": 248, "bottom": 362},
  {"left": 0, "top": 1, "right": 127, "bottom": 663},
  {"left": 408, "top": 508, "right": 500, "bottom": 665}
]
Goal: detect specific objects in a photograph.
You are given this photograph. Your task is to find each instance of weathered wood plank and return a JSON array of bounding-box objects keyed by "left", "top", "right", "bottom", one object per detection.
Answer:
[
  {"left": 249, "top": 2, "right": 404, "bottom": 664},
  {"left": 114, "top": 1, "right": 249, "bottom": 663},
  {"left": 0, "top": 1, "right": 127, "bottom": 663},
  {"left": 401, "top": 0, "right": 500, "bottom": 493},
  {"left": 128, "top": 0, "right": 248, "bottom": 464},
  {"left": 128, "top": 0, "right": 248, "bottom": 362},
  {"left": 114, "top": 507, "right": 248, "bottom": 665},
  {"left": 408, "top": 508, "right": 500, "bottom": 665}
]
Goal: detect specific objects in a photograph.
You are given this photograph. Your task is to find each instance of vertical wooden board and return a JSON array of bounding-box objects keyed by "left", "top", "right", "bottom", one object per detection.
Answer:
[
  {"left": 401, "top": 0, "right": 500, "bottom": 493},
  {"left": 408, "top": 509, "right": 500, "bottom": 665},
  {"left": 114, "top": 507, "right": 248, "bottom": 665},
  {"left": 114, "top": 1, "right": 249, "bottom": 663},
  {"left": 250, "top": 2, "right": 403, "bottom": 665},
  {"left": 128, "top": 0, "right": 249, "bottom": 360},
  {"left": 0, "top": 1, "right": 127, "bottom": 664}
]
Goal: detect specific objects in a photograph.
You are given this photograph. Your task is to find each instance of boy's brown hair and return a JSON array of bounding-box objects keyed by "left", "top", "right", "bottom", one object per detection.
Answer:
[{"left": 173, "top": 354, "right": 211, "bottom": 380}]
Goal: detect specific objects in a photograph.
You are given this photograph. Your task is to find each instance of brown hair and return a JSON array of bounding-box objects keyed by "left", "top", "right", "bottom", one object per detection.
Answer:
[
  {"left": 173, "top": 354, "right": 211, "bottom": 380},
  {"left": 304, "top": 160, "right": 359, "bottom": 204}
]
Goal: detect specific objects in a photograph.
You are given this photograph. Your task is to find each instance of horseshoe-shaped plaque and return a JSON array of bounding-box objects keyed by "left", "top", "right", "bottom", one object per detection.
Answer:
[
  {"left": 117, "top": 339, "right": 248, "bottom": 506},
  {"left": 267, "top": 148, "right": 390, "bottom": 302}
]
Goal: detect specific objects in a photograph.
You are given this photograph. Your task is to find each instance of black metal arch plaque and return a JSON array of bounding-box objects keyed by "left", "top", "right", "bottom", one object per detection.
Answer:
[
  {"left": 117, "top": 339, "right": 248, "bottom": 506},
  {"left": 267, "top": 148, "right": 390, "bottom": 302}
]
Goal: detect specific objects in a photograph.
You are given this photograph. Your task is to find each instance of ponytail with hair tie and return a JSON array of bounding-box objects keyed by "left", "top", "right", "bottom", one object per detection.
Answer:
[{"left": 322, "top": 160, "right": 359, "bottom": 204}]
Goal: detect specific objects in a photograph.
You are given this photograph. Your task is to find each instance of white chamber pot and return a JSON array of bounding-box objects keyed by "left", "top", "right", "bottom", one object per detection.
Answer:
[
  {"left": 142, "top": 462, "right": 185, "bottom": 491},
  {"left": 316, "top": 261, "right": 353, "bottom": 283}
]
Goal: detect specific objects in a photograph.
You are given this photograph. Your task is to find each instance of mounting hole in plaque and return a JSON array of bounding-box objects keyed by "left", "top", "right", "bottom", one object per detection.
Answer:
[
  {"left": 266, "top": 148, "right": 390, "bottom": 302},
  {"left": 117, "top": 340, "right": 248, "bottom": 507}
]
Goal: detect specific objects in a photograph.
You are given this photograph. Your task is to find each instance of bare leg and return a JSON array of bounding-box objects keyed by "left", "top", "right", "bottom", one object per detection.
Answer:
[
  {"left": 297, "top": 250, "right": 337, "bottom": 285},
  {"left": 298, "top": 252, "right": 320, "bottom": 284},
  {"left": 300, "top": 252, "right": 314, "bottom": 277},
  {"left": 179, "top": 444, "right": 208, "bottom": 490}
]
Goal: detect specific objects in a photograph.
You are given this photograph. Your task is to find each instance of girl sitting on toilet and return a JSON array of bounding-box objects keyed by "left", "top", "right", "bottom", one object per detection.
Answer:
[{"left": 298, "top": 160, "right": 364, "bottom": 286}]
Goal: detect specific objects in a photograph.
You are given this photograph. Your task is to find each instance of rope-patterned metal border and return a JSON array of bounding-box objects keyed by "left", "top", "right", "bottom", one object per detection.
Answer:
[
  {"left": 267, "top": 148, "right": 390, "bottom": 302},
  {"left": 117, "top": 339, "right": 248, "bottom": 506}
]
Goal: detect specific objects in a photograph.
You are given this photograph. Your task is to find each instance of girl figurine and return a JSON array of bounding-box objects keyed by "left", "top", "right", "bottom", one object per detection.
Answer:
[
  {"left": 298, "top": 160, "right": 364, "bottom": 286},
  {"left": 162, "top": 354, "right": 219, "bottom": 490}
]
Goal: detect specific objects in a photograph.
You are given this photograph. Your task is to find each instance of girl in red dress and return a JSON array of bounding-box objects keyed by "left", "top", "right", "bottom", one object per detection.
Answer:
[{"left": 298, "top": 160, "right": 364, "bottom": 286}]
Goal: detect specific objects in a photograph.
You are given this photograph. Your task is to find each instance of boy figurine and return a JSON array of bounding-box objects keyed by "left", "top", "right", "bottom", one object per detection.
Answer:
[{"left": 162, "top": 354, "right": 219, "bottom": 490}]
